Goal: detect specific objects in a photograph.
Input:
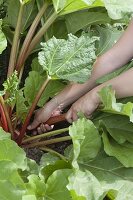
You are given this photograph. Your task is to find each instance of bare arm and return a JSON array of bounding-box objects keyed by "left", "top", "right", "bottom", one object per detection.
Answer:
[
  {"left": 66, "top": 67, "right": 133, "bottom": 122},
  {"left": 52, "top": 19, "right": 133, "bottom": 109}
]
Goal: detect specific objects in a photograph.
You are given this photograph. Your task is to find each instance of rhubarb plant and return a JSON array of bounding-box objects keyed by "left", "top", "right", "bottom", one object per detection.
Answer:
[{"left": 0, "top": 1, "right": 133, "bottom": 198}]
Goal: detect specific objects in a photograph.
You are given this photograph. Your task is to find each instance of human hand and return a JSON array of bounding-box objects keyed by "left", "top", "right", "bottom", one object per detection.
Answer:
[
  {"left": 27, "top": 101, "right": 61, "bottom": 134},
  {"left": 66, "top": 90, "right": 100, "bottom": 123}
]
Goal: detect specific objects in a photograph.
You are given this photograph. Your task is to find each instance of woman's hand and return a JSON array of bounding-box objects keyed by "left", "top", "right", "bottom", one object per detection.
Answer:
[
  {"left": 66, "top": 90, "right": 100, "bottom": 123},
  {"left": 27, "top": 101, "right": 61, "bottom": 134}
]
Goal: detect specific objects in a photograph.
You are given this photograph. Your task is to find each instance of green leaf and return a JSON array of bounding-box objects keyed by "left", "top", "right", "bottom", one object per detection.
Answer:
[
  {"left": 5, "top": 0, "right": 37, "bottom": 31},
  {"left": 24, "top": 71, "right": 65, "bottom": 107},
  {"left": 65, "top": 10, "right": 111, "bottom": 34},
  {"left": 99, "top": 115, "right": 133, "bottom": 144},
  {"left": 102, "top": 131, "right": 133, "bottom": 167},
  {"left": 96, "top": 26, "right": 122, "bottom": 56},
  {"left": 25, "top": 174, "right": 46, "bottom": 197},
  {"left": 38, "top": 34, "right": 98, "bottom": 83},
  {"left": 0, "top": 160, "right": 25, "bottom": 189},
  {"left": 0, "top": 127, "right": 11, "bottom": 139},
  {"left": 0, "top": 131, "right": 27, "bottom": 170},
  {"left": 78, "top": 151, "right": 133, "bottom": 199},
  {"left": 52, "top": 0, "right": 104, "bottom": 15},
  {"left": 103, "top": 0, "right": 133, "bottom": 19},
  {"left": 0, "top": 180, "right": 25, "bottom": 200},
  {"left": 0, "top": 19, "right": 7, "bottom": 54},
  {"left": 45, "top": 169, "right": 72, "bottom": 200},
  {"left": 99, "top": 86, "right": 133, "bottom": 122},
  {"left": 69, "top": 118, "right": 101, "bottom": 169},
  {"left": 67, "top": 170, "right": 104, "bottom": 200},
  {"left": 40, "top": 152, "right": 60, "bottom": 168},
  {"left": 41, "top": 160, "right": 71, "bottom": 181},
  {"left": 31, "top": 57, "right": 44, "bottom": 74}
]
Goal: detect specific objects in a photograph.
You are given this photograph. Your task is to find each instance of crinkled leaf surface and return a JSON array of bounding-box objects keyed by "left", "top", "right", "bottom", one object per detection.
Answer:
[
  {"left": 69, "top": 118, "right": 101, "bottom": 169},
  {"left": 99, "top": 86, "right": 133, "bottom": 122},
  {"left": 103, "top": 0, "right": 133, "bottom": 19},
  {"left": 38, "top": 34, "right": 98, "bottom": 83},
  {"left": 0, "top": 19, "right": 7, "bottom": 54}
]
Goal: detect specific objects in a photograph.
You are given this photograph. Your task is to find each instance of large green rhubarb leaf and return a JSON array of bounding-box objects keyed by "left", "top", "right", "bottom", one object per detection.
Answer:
[
  {"left": 0, "top": 128, "right": 27, "bottom": 170},
  {"left": 81, "top": 152, "right": 133, "bottom": 199},
  {"left": 0, "top": 19, "right": 7, "bottom": 54},
  {"left": 65, "top": 11, "right": 111, "bottom": 34},
  {"left": 45, "top": 169, "right": 72, "bottom": 200},
  {"left": 69, "top": 118, "right": 101, "bottom": 169},
  {"left": 67, "top": 170, "right": 104, "bottom": 200},
  {"left": 99, "top": 86, "right": 133, "bottom": 122},
  {"left": 98, "top": 115, "right": 133, "bottom": 144},
  {"left": 102, "top": 131, "right": 133, "bottom": 167},
  {"left": 38, "top": 34, "right": 98, "bottom": 83}
]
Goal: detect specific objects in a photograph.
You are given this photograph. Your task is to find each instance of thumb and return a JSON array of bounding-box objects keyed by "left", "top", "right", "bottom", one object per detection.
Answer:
[{"left": 27, "top": 120, "right": 40, "bottom": 130}]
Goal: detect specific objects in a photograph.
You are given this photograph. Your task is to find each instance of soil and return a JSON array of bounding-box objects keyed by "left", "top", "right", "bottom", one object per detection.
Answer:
[{"left": 25, "top": 121, "right": 71, "bottom": 164}]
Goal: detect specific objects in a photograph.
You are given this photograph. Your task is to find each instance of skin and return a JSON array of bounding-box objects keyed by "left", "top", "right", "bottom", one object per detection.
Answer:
[{"left": 28, "top": 19, "right": 133, "bottom": 133}]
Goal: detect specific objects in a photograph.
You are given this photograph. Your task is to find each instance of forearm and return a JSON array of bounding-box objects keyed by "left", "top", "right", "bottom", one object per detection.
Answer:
[
  {"left": 51, "top": 78, "right": 96, "bottom": 109},
  {"left": 91, "top": 19, "right": 133, "bottom": 80},
  {"left": 93, "top": 67, "right": 133, "bottom": 99}
]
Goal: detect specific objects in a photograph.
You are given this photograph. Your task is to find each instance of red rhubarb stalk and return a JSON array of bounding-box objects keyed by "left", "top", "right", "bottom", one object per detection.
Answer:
[{"left": 0, "top": 103, "right": 8, "bottom": 132}]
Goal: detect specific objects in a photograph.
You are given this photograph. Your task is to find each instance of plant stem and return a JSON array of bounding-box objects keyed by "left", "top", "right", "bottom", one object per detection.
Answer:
[
  {"left": 23, "top": 136, "right": 71, "bottom": 148},
  {"left": 16, "top": 1, "right": 48, "bottom": 73},
  {"left": 40, "top": 146, "right": 68, "bottom": 162},
  {"left": 0, "top": 96, "right": 14, "bottom": 137},
  {"left": 7, "top": 2, "right": 24, "bottom": 77},
  {"left": 23, "top": 11, "right": 57, "bottom": 66},
  {"left": 22, "top": 127, "right": 69, "bottom": 144},
  {"left": 0, "top": 103, "right": 8, "bottom": 132},
  {"left": 17, "top": 76, "right": 51, "bottom": 145}
]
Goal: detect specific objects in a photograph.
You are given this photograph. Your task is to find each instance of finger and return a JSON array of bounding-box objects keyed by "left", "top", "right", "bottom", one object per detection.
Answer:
[
  {"left": 66, "top": 109, "right": 73, "bottom": 123},
  {"left": 45, "top": 124, "right": 54, "bottom": 131},
  {"left": 84, "top": 113, "right": 92, "bottom": 119},
  {"left": 27, "top": 120, "right": 40, "bottom": 130},
  {"left": 40, "top": 124, "right": 47, "bottom": 133},
  {"left": 37, "top": 127, "right": 43, "bottom": 134},
  {"left": 33, "top": 130, "right": 37, "bottom": 136},
  {"left": 72, "top": 111, "right": 78, "bottom": 122}
]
